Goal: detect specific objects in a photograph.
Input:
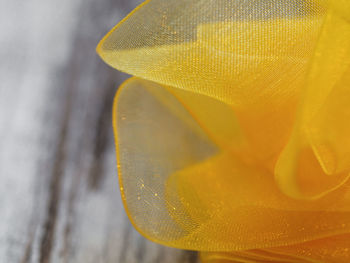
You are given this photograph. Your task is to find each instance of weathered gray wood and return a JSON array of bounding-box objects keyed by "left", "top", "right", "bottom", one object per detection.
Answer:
[{"left": 0, "top": 0, "right": 198, "bottom": 262}]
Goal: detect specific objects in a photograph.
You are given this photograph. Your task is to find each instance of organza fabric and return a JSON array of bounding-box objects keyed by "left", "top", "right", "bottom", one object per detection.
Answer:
[{"left": 97, "top": 0, "right": 350, "bottom": 262}]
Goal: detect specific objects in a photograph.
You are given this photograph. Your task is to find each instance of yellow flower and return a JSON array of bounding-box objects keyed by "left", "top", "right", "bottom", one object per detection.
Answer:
[{"left": 97, "top": 0, "right": 350, "bottom": 262}]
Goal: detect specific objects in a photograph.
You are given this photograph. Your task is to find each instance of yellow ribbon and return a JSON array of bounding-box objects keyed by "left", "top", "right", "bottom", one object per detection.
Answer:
[{"left": 97, "top": 0, "right": 350, "bottom": 262}]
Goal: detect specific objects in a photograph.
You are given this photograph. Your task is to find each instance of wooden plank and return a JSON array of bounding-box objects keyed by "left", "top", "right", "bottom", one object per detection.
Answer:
[{"left": 0, "top": 0, "right": 199, "bottom": 262}]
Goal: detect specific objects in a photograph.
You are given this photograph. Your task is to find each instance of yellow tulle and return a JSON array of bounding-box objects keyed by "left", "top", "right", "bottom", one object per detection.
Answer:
[{"left": 97, "top": 0, "right": 350, "bottom": 262}]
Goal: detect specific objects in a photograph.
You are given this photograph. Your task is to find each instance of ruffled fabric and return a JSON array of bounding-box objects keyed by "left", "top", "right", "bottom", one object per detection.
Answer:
[{"left": 97, "top": 0, "right": 350, "bottom": 262}]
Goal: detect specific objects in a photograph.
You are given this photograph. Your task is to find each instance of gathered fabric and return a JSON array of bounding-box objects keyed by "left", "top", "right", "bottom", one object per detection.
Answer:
[{"left": 97, "top": 0, "right": 350, "bottom": 262}]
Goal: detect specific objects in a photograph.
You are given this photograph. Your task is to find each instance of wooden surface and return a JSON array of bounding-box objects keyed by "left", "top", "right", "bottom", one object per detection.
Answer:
[{"left": 0, "top": 0, "right": 198, "bottom": 262}]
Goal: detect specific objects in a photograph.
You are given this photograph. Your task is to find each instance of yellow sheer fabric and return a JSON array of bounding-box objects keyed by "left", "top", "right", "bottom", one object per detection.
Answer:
[{"left": 97, "top": 0, "right": 350, "bottom": 262}]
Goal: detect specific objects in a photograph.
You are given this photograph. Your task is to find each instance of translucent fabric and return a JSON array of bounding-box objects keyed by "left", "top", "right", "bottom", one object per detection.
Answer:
[{"left": 97, "top": 0, "right": 350, "bottom": 262}]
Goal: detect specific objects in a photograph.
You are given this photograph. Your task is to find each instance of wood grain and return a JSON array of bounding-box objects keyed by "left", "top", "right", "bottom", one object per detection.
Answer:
[{"left": 0, "top": 0, "right": 199, "bottom": 262}]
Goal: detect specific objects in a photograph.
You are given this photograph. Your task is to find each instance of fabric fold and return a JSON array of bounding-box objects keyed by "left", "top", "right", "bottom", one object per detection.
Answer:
[{"left": 97, "top": 0, "right": 350, "bottom": 262}]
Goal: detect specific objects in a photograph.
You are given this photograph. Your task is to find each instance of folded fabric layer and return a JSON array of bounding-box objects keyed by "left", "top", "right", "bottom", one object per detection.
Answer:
[
  {"left": 97, "top": 0, "right": 350, "bottom": 262},
  {"left": 275, "top": 3, "right": 350, "bottom": 199},
  {"left": 201, "top": 234, "right": 350, "bottom": 263},
  {"left": 111, "top": 77, "right": 350, "bottom": 252}
]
